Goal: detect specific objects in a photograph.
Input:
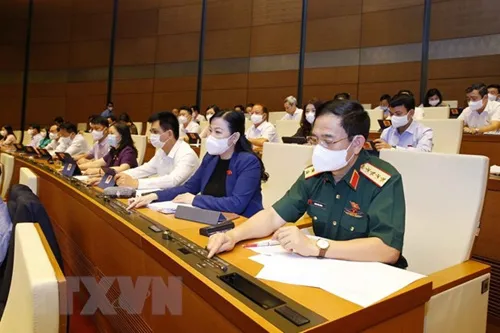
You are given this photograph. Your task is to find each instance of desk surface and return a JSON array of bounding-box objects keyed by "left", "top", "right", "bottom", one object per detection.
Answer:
[{"left": 10, "top": 155, "right": 433, "bottom": 333}]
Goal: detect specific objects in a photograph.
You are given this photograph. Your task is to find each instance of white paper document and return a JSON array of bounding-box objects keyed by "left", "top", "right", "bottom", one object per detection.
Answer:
[
  {"left": 490, "top": 165, "right": 500, "bottom": 175},
  {"left": 136, "top": 188, "right": 162, "bottom": 196},
  {"left": 73, "top": 175, "right": 90, "bottom": 182},
  {"left": 247, "top": 238, "right": 425, "bottom": 307},
  {"left": 147, "top": 201, "right": 193, "bottom": 214}
]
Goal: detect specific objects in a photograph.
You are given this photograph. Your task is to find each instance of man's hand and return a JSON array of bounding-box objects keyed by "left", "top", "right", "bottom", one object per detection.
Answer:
[
  {"left": 373, "top": 138, "right": 392, "bottom": 151},
  {"left": 115, "top": 173, "right": 139, "bottom": 188},
  {"left": 172, "top": 193, "right": 195, "bottom": 205},
  {"left": 272, "top": 226, "right": 317, "bottom": 257},
  {"left": 207, "top": 232, "right": 236, "bottom": 258},
  {"left": 464, "top": 127, "right": 474, "bottom": 134},
  {"left": 126, "top": 194, "right": 158, "bottom": 210},
  {"left": 82, "top": 168, "right": 100, "bottom": 175},
  {"left": 77, "top": 158, "right": 89, "bottom": 165}
]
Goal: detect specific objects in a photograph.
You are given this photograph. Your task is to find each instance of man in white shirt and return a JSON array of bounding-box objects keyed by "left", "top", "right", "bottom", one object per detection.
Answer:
[
  {"left": 487, "top": 84, "right": 500, "bottom": 102},
  {"left": 191, "top": 105, "right": 206, "bottom": 123},
  {"left": 45, "top": 125, "right": 60, "bottom": 151},
  {"left": 27, "top": 124, "right": 43, "bottom": 148},
  {"left": 75, "top": 116, "right": 110, "bottom": 164},
  {"left": 374, "top": 94, "right": 433, "bottom": 152},
  {"left": 178, "top": 106, "right": 201, "bottom": 139},
  {"left": 115, "top": 112, "right": 199, "bottom": 190},
  {"left": 55, "top": 122, "right": 89, "bottom": 156},
  {"left": 281, "top": 96, "right": 303, "bottom": 121},
  {"left": 459, "top": 83, "right": 500, "bottom": 134},
  {"left": 245, "top": 104, "right": 280, "bottom": 148},
  {"left": 373, "top": 94, "right": 392, "bottom": 119}
]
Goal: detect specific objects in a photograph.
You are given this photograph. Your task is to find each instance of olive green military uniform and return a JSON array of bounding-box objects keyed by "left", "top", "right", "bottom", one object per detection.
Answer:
[{"left": 273, "top": 150, "right": 407, "bottom": 268}]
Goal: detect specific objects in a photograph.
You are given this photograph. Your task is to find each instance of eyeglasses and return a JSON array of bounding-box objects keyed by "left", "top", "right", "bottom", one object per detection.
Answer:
[{"left": 307, "top": 136, "right": 348, "bottom": 148}]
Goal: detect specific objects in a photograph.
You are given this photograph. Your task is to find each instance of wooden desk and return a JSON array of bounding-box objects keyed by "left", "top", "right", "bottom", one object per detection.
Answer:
[{"left": 9, "top": 156, "right": 433, "bottom": 333}]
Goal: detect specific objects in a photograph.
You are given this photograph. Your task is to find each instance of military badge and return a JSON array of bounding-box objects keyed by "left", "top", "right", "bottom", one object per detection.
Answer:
[{"left": 344, "top": 201, "right": 363, "bottom": 218}]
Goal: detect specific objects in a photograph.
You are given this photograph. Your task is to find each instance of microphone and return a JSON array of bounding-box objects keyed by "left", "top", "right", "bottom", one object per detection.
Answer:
[{"left": 103, "top": 186, "right": 136, "bottom": 199}]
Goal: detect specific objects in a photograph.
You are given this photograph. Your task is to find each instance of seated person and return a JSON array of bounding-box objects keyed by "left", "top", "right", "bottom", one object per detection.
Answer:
[
  {"left": 86, "top": 115, "right": 98, "bottom": 133},
  {"left": 115, "top": 112, "right": 199, "bottom": 190},
  {"left": 422, "top": 88, "right": 447, "bottom": 107},
  {"left": 118, "top": 113, "right": 138, "bottom": 135},
  {"left": 80, "top": 122, "right": 138, "bottom": 177},
  {"left": 191, "top": 105, "right": 206, "bottom": 123},
  {"left": 171, "top": 108, "right": 179, "bottom": 117},
  {"left": 374, "top": 94, "right": 433, "bottom": 152},
  {"left": 487, "top": 84, "right": 500, "bottom": 102},
  {"left": 206, "top": 100, "right": 407, "bottom": 268},
  {"left": 459, "top": 83, "right": 500, "bottom": 134},
  {"left": 244, "top": 103, "right": 254, "bottom": 119},
  {"left": 245, "top": 104, "right": 280, "bottom": 148},
  {"left": 396, "top": 89, "right": 424, "bottom": 119},
  {"left": 27, "top": 124, "right": 43, "bottom": 148},
  {"left": 281, "top": 96, "right": 303, "bottom": 120},
  {"left": 45, "top": 125, "right": 60, "bottom": 151},
  {"left": 55, "top": 122, "right": 89, "bottom": 156},
  {"left": 127, "top": 110, "right": 268, "bottom": 218},
  {"left": 200, "top": 105, "right": 220, "bottom": 138},
  {"left": 0, "top": 125, "right": 17, "bottom": 151},
  {"left": 373, "top": 94, "right": 391, "bottom": 119},
  {"left": 107, "top": 115, "right": 117, "bottom": 127},
  {"left": 178, "top": 105, "right": 201, "bottom": 139},
  {"left": 75, "top": 116, "right": 110, "bottom": 164},
  {"left": 54, "top": 116, "right": 64, "bottom": 127},
  {"left": 234, "top": 104, "right": 245, "bottom": 113},
  {"left": 101, "top": 102, "right": 114, "bottom": 118},
  {"left": 293, "top": 99, "right": 320, "bottom": 138},
  {"left": 333, "top": 92, "right": 350, "bottom": 101},
  {"left": 37, "top": 127, "right": 51, "bottom": 149}
]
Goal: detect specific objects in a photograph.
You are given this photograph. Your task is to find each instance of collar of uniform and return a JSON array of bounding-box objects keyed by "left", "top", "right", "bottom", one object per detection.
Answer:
[
  {"left": 403, "top": 119, "right": 418, "bottom": 135},
  {"left": 342, "top": 150, "right": 370, "bottom": 189},
  {"left": 167, "top": 139, "right": 183, "bottom": 159}
]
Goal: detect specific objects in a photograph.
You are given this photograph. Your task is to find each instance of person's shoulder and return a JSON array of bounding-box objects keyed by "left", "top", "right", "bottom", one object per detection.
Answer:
[
  {"left": 461, "top": 106, "right": 471, "bottom": 115},
  {"left": 234, "top": 151, "right": 260, "bottom": 166},
  {"left": 263, "top": 121, "right": 276, "bottom": 129},
  {"left": 361, "top": 156, "right": 401, "bottom": 183},
  {"left": 413, "top": 120, "right": 432, "bottom": 132}
]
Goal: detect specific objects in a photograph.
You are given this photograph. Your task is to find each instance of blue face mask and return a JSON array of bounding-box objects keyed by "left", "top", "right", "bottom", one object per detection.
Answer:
[{"left": 107, "top": 134, "right": 119, "bottom": 148}]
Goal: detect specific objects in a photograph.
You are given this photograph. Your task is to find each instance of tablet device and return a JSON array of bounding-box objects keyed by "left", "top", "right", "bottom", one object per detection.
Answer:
[
  {"left": 24, "top": 145, "right": 37, "bottom": 155},
  {"left": 101, "top": 167, "right": 117, "bottom": 177},
  {"left": 55, "top": 152, "right": 72, "bottom": 163},
  {"left": 38, "top": 148, "right": 52, "bottom": 160},
  {"left": 187, "top": 132, "right": 201, "bottom": 144},
  {"left": 378, "top": 119, "right": 392, "bottom": 130},
  {"left": 98, "top": 172, "right": 116, "bottom": 189},
  {"left": 282, "top": 136, "right": 307, "bottom": 145}
]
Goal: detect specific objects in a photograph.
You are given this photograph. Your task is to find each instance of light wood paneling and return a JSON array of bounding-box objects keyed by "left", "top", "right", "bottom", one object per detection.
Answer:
[
  {"left": 112, "top": 93, "right": 154, "bottom": 121},
  {"left": 118, "top": 0, "right": 160, "bottom": 12},
  {"left": 206, "top": 0, "right": 252, "bottom": 30},
  {"left": 248, "top": 70, "right": 298, "bottom": 88},
  {"left": 156, "top": 34, "right": 200, "bottom": 63},
  {"left": 26, "top": 97, "right": 66, "bottom": 124},
  {"left": 70, "top": 13, "right": 113, "bottom": 41},
  {"left": 358, "top": 81, "right": 421, "bottom": 106},
  {"left": 306, "top": 15, "right": 361, "bottom": 52},
  {"left": 116, "top": 9, "right": 159, "bottom": 38},
  {"left": 203, "top": 73, "right": 249, "bottom": 90},
  {"left": 304, "top": 67, "right": 359, "bottom": 85},
  {"left": 308, "top": 0, "right": 362, "bottom": 20},
  {"left": 205, "top": 28, "right": 251, "bottom": 59},
  {"left": 71, "top": 0, "right": 114, "bottom": 14},
  {"left": 429, "top": 55, "right": 500, "bottom": 80},
  {"left": 159, "top": 0, "right": 201, "bottom": 7},
  {"left": 250, "top": 23, "right": 301, "bottom": 56},
  {"left": 303, "top": 84, "right": 359, "bottom": 102},
  {"left": 359, "top": 62, "right": 421, "bottom": 83},
  {"left": 158, "top": 4, "right": 202, "bottom": 35},
  {"left": 31, "top": 17, "right": 71, "bottom": 43},
  {"left": 27, "top": 83, "right": 67, "bottom": 97},
  {"left": 153, "top": 91, "right": 197, "bottom": 111},
  {"left": 154, "top": 77, "right": 198, "bottom": 92},
  {"left": 115, "top": 37, "right": 157, "bottom": 66},
  {"left": 65, "top": 94, "right": 107, "bottom": 122},
  {"left": 252, "top": 0, "right": 302, "bottom": 26},
  {"left": 113, "top": 79, "right": 154, "bottom": 94},
  {"left": 247, "top": 86, "right": 298, "bottom": 110},
  {"left": 69, "top": 41, "right": 110, "bottom": 68},
  {"left": 30, "top": 43, "right": 70, "bottom": 70},
  {"left": 201, "top": 89, "right": 248, "bottom": 110},
  {"left": 362, "top": 0, "right": 424, "bottom": 13},
  {"left": 66, "top": 82, "right": 107, "bottom": 96},
  {"left": 428, "top": 77, "right": 500, "bottom": 108}
]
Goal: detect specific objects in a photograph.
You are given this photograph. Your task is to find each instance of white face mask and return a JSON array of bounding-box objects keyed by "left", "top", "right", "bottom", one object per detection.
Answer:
[
  {"left": 206, "top": 114, "right": 214, "bottom": 121},
  {"left": 251, "top": 114, "right": 263, "bottom": 125},
  {"left": 312, "top": 140, "right": 353, "bottom": 173},
  {"left": 428, "top": 99, "right": 440, "bottom": 106},
  {"left": 488, "top": 93, "right": 497, "bottom": 101},
  {"left": 92, "top": 130, "right": 104, "bottom": 142},
  {"left": 305, "top": 112, "right": 315, "bottom": 124},
  {"left": 381, "top": 106, "right": 389, "bottom": 111},
  {"left": 0, "top": 130, "right": 6, "bottom": 137},
  {"left": 469, "top": 99, "right": 484, "bottom": 111},
  {"left": 150, "top": 133, "right": 171, "bottom": 149},
  {"left": 49, "top": 132, "right": 58, "bottom": 140},
  {"left": 206, "top": 134, "right": 233, "bottom": 155},
  {"left": 27, "top": 129, "right": 33, "bottom": 136},
  {"left": 107, "top": 134, "right": 119, "bottom": 148},
  {"left": 391, "top": 114, "right": 410, "bottom": 129},
  {"left": 178, "top": 116, "right": 188, "bottom": 125}
]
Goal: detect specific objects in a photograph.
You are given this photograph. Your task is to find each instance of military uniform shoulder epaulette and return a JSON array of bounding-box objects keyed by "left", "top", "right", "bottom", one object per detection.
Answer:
[
  {"left": 304, "top": 165, "right": 322, "bottom": 179},
  {"left": 359, "top": 163, "right": 391, "bottom": 187}
]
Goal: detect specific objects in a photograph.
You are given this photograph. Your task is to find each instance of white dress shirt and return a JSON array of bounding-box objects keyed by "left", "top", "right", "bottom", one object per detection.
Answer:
[
  {"left": 56, "top": 134, "right": 89, "bottom": 156},
  {"left": 195, "top": 114, "right": 206, "bottom": 122},
  {"left": 179, "top": 121, "right": 201, "bottom": 138},
  {"left": 281, "top": 108, "right": 303, "bottom": 121},
  {"left": 28, "top": 133, "right": 43, "bottom": 148},
  {"left": 123, "top": 140, "right": 199, "bottom": 189},
  {"left": 87, "top": 139, "right": 110, "bottom": 160},
  {"left": 45, "top": 139, "right": 59, "bottom": 151},
  {"left": 381, "top": 120, "right": 433, "bottom": 152},
  {"left": 458, "top": 100, "right": 500, "bottom": 130},
  {"left": 245, "top": 121, "right": 280, "bottom": 143}
]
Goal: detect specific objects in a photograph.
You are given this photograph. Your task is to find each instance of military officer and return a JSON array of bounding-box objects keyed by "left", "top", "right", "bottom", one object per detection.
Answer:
[{"left": 207, "top": 99, "right": 407, "bottom": 268}]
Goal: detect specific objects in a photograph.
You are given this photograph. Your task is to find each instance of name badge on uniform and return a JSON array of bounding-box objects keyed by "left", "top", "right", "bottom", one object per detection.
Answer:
[{"left": 308, "top": 199, "right": 326, "bottom": 209}]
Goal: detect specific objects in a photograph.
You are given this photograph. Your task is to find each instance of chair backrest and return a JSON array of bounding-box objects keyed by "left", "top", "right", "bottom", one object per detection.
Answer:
[
  {"left": 199, "top": 138, "right": 207, "bottom": 161},
  {"left": 379, "top": 150, "right": 489, "bottom": 275},
  {"left": 245, "top": 119, "right": 252, "bottom": 131},
  {"left": 422, "top": 106, "right": 450, "bottom": 119},
  {"left": 131, "top": 135, "right": 147, "bottom": 165},
  {"left": 19, "top": 168, "right": 38, "bottom": 196},
  {"left": 0, "top": 223, "right": 66, "bottom": 333},
  {"left": 261, "top": 142, "right": 313, "bottom": 208},
  {"left": 133, "top": 122, "right": 143, "bottom": 135},
  {"left": 12, "top": 131, "right": 21, "bottom": 143},
  {"left": 76, "top": 123, "right": 87, "bottom": 132},
  {"left": 443, "top": 100, "right": 458, "bottom": 108},
  {"left": 362, "top": 103, "right": 372, "bottom": 110},
  {"left": 22, "top": 131, "right": 30, "bottom": 146},
  {"left": 419, "top": 119, "right": 463, "bottom": 154},
  {"left": 145, "top": 122, "right": 152, "bottom": 138},
  {"left": 82, "top": 132, "right": 93, "bottom": 148},
  {"left": 276, "top": 120, "right": 300, "bottom": 139},
  {"left": 269, "top": 111, "right": 286, "bottom": 125},
  {"left": 0, "top": 154, "right": 15, "bottom": 200},
  {"left": 366, "top": 109, "right": 383, "bottom": 132}
]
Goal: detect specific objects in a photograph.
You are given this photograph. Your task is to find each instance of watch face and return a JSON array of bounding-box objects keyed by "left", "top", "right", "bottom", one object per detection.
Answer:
[{"left": 317, "top": 239, "right": 329, "bottom": 250}]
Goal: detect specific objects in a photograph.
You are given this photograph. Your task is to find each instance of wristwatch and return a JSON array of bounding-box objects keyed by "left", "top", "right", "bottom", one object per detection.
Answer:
[{"left": 316, "top": 239, "right": 330, "bottom": 258}]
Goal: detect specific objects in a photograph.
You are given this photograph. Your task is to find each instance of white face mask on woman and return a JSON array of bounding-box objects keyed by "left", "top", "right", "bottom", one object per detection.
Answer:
[
  {"left": 428, "top": 99, "right": 440, "bottom": 106},
  {"left": 305, "top": 112, "right": 315, "bottom": 124},
  {"left": 205, "top": 134, "right": 235, "bottom": 155}
]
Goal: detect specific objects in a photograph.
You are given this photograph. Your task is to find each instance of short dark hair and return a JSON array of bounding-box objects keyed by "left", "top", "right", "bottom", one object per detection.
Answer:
[
  {"left": 148, "top": 111, "right": 180, "bottom": 140},
  {"left": 190, "top": 105, "right": 199, "bottom": 112},
  {"left": 465, "top": 83, "right": 488, "bottom": 97},
  {"left": 59, "top": 122, "right": 77, "bottom": 134},
  {"left": 88, "top": 114, "right": 99, "bottom": 122},
  {"left": 246, "top": 103, "right": 254, "bottom": 108},
  {"left": 179, "top": 105, "right": 192, "bottom": 115},
  {"left": 108, "top": 115, "right": 117, "bottom": 122},
  {"left": 390, "top": 94, "right": 416, "bottom": 112},
  {"left": 234, "top": 104, "right": 245, "bottom": 111},
  {"left": 90, "top": 116, "right": 109, "bottom": 127},
  {"left": 423, "top": 88, "right": 443, "bottom": 107},
  {"left": 205, "top": 104, "right": 220, "bottom": 113},
  {"left": 2, "top": 125, "right": 14, "bottom": 137},
  {"left": 487, "top": 84, "right": 500, "bottom": 92},
  {"left": 333, "top": 92, "right": 351, "bottom": 100},
  {"left": 110, "top": 122, "right": 137, "bottom": 157},
  {"left": 107, "top": 102, "right": 114, "bottom": 106},
  {"left": 380, "top": 94, "right": 391, "bottom": 102},
  {"left": 315, "top": 100, "right": 370, "bottom": 140},
  {"left": 253, "top": 104, "right": 269, "bottom": 116},
  {"left": 30, "top": 124, "right": 41, "bottom": 132},
  {"left": 397, "top": 89, "right": 414, "bottom": 97},
  {"left": 54, "top": 116, "right": 64, "bottom": 124},
  {"left": 118, "top": 112, "right": 132, "bottom": 123}
]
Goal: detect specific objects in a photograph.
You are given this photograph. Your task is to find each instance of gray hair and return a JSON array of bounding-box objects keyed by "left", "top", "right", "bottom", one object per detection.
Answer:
[{"left": 284, "top": 96, "right": 297, "bottom": 106}]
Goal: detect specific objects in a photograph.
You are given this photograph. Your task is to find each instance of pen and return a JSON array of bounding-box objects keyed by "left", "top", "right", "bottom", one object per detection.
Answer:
[{"left": 243, "top": 240, "right": 280, "bottom": 248}]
